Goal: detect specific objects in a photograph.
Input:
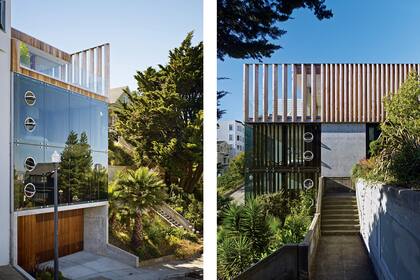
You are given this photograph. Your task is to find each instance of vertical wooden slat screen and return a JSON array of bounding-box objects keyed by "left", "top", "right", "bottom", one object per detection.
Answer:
[
  {"left": 292, "top": 64, "right": 297, "bottom": 122},
  {"left": 367, "top": 64, "right": 371, "bottom": 122},
  {"left": 253, "top": 64, "right": 259, "bottom": 121},
  {"left": 376, "top": 64, "right": 381, "bottom": 121},
  {"left": 104, "top": 44, "right": 111, "bottom": 97},
  {"left": 320, "top": 64, "right": 325, "bottom": 122},
  {"left": 362, "top": 64, "right": 366, "bottom": 122},
  {"left": 262, "top": 64, "right": 269, "bottom": 122},
  {"left": 325, "top": 64, "right": 330, "bottom": 122},
  {"left": 243, "top": 64, "right": 249, "bottom": 122},
  {"left": 272, "top": 64, "right": 278, "bottom": 122},
  {"left": 81, "top": 51, "right": 87, "bottom": 87},
  {"left": 343, "top": 64, "right": 348, "bottom": 122},
  {"left": 301, "top": 64, "right": 307, "bottom": 119},
  {"left": 334, "top": 64, "right": 339, "bottom": 122},
  {"left": 282, "top": 64, "right": 288, "bottom": 121},
  {"left": 73, "top": 53, "right": 80, "bottom": 85},
  {"left": 339, "top": 64, "right": 343, "bottom": 122},
  {"left": 89, "top": 48, "right": 95, "bottom": 90},
  {"left": 348, "top": 64, "right": 353, "bottom": 121},
  {"left": 96, "top": 46, "right": 103, "bottom": 93},
  {"left": 311, "top": 64, "right": 316, "bottom": 121}
]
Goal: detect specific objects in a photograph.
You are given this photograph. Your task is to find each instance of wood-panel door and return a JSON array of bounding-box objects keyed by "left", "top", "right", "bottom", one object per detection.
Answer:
[{"left": 18, "top": 209, "right": 84, "bottom": 273}]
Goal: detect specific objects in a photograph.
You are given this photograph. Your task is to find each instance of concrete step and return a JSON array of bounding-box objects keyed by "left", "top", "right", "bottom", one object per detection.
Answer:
[
  {"left": 323, "top": 200, "right": 357, "bottom": 206},
  {"left": 323, "top": 196, "right": 356, "bottom": 202},
  {"left": 322, "top": 218, "right": 359, "bottom": 225},
  {"left": 322, "top": 229, "right": 360, "bottom": 235},
  {"left": 323, "top": 205, "right": 357, "bottom": 211},
  {"left": 322, "top": 209, "right": 358, "bottom": 215},
  {"left": 323, "top": 213, "right": 359, "bottom": 220},
  {"left": 322, "top": 224, "right": 360, "bottom": 231}
]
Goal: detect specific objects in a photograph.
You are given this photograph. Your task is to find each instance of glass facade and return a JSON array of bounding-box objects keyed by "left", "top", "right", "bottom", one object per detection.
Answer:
[
  {"left": 244, "top": 123, "right": 321, "bottom": 197},
  {"left": 13, "top": 73, "right": 108, "bottom": 210}
]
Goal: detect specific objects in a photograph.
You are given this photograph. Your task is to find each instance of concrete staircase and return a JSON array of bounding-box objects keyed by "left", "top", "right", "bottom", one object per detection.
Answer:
[{"left": 321, "top": 194, "right": 360, "bottom": 235}]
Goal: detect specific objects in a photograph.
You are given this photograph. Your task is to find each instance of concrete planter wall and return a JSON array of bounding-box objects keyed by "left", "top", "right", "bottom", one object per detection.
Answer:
[{"left": 356, "top": 180, "right": 420, "bottom": 280}]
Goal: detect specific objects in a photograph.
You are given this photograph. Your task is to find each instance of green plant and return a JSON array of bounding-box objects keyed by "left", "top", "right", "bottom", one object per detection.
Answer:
[
  {"left": 280, "top": 212, "right": 311, "bottom": 244},
  {"left": 217, "top": 152, "right": 245, "bottom": 195},
  {"left": 257, "top": 190, "right": 292, "bottom": 225},
  {"left": 217, "top": 236, "right": 254, "bottom": 279},
  {"left": 35, "top": 266, "right": 64, "bottom": 280},
  {"left": 111, "top": 167, "right": 167, "bottom": 249}
]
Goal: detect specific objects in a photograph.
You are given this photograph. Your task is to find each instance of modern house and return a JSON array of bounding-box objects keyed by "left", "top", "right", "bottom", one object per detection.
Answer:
[
  {"left": 243, "top": 63, "right": 415, "bottom": 196},
  {"left": 0, "top": 1, "right": 133, "bottom": 276},
  {"left": 217, "top": 120, "right": 245, "bottom": 157}
]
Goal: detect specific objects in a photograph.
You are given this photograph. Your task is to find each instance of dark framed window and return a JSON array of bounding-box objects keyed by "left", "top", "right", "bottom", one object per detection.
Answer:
[{"left": 0, "top": 0, "right": 5, "bottom": 32}]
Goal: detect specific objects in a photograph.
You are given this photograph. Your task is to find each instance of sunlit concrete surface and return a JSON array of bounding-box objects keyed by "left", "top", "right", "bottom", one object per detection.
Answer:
[
  {"left": 42, "top": 251, "right": 203, "bottom": 280},
  {"left": 0, "top": 265, "right": 25, "bottom": 280}
]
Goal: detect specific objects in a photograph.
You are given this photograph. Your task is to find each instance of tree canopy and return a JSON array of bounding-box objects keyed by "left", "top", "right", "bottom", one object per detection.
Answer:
[
  {"left": 218, "top": 0, "right": 333, "bottom": 60},
  {"left": 113, "top": 32, "right": 203, "bottom": 194}
]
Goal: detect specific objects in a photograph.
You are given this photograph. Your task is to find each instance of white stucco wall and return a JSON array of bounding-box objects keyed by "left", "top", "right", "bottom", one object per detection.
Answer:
[
  {"left": 0, "top": 0, "right": 11, "bottom": 265},
  {"left": 217, "top": 120, "right": 244, "bottom": 156}
]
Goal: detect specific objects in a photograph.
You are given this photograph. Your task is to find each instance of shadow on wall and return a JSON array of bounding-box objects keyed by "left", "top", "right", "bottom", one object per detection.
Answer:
[{"left": 356, "top": 180, "right": 420, "bottom": 280}]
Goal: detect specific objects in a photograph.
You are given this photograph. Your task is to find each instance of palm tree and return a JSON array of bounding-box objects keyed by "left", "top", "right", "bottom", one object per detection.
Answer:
[{"left": 111, "top": 167, "right": 167, "bottom": 248}]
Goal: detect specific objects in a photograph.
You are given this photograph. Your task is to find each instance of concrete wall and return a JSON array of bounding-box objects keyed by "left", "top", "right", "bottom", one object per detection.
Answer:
[
  {"left": 356, "top": 180, "right": 420, "bottom": 280},
  {"left": 321, "top": 124, "right": 366, "bottom": 177},
  {"left": 0, "top": 0, "right": 11, "bottom": 265},
  {"left": 84, "top": 205, "right": 109, "bottom": 255}
]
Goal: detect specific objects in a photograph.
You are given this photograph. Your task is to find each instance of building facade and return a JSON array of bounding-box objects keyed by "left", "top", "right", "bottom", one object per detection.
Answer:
[
  {"left": 217, "top": 120, "right": 244, "bottom": 157},
  {"left": 243, "top": 63, "right": 415, "bottom": 196},
  {"left": 217, "top": 140, "right": 232, "bottom": 174},
  {"left": 0, "top": 1, "right": 122, "bottom": 275}
]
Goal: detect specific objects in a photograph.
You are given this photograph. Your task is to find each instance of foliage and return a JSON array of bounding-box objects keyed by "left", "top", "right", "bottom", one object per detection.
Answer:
[
  {"left": 20, "top": 42, "right": 30, "bottom": 66},
  {"left": 167, "top": 186, "right": 203, "bottom": 231},
  {"left": 35, "top": 266, "right": 64, "bottom": 280},
  {"left": 112, "top": 32, "right": 203, "bottom": 194},
  {"left": 110, "top": 167, "right": 167, "bottom": 248},
  {"left": 217, "top": 152, "right": 245, "bottom": 195},
  {"left": 217, "top": 190, "right": 314, "bottom": 279},
  {"left": 217, "top": 236, "right": 254, "bottom": 279},
  {"left": 218, "top": 0, "right": 333, "bottom": 60},
  {"left": 353, "top": 73, "right": 420, "bottom": 188},
  {"left": 108, "top": 139, "right": 135, "bottom": 166}
]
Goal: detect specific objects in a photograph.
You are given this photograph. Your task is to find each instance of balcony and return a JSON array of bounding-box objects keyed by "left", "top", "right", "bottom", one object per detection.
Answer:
[{"left": 11, "top": 28, "right": 110, "bottom": 101}]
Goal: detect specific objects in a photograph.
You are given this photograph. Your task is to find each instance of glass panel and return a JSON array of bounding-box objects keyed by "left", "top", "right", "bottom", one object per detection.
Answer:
[
  {"left": 90, "top": 99, "right": 108, "bottom": 152},
  {"left": 69, "top": 93, "right": 91, "bottom": 146},
  {"left": 14, "top": 74, "right": 45, "bottom": 145},
  {"left": 44, "top": 147, "right": 66, "bottom": 205},
  {"left": 44, "top": 84, "right": 69, "bottom": 147},
  {"left": 92, "top": 151, "right": 108, "bottom": 200},
  {"left": 14, "top": 143, "right": 45, "bottom": 210}
]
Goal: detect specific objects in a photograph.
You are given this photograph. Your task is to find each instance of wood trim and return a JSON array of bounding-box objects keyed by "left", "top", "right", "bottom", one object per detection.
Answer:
[
  {"left": 272, "top": 64, "right": 278, "bottom": 122},
  {"left": 12, "top": 28, "right": 71, "bottom": 62},
  {"left": 292, "top": 64, "right": 297, "bottom": 122},
  {"left": 358, "top": 64, "right": 362, "bottom": 122},
  {"left": 343, "top": 64, "right": 348, "bottom": 122},
  {"left": 282, "top": 64, "right": 288, "bottom": 121},
  {"left": 339, "top": 64, "right": 343, "bottom": 122},
  {"left": 320, "top": 64, "right": 325, "bottom": 122},
  {"left": 11, "top": 38, "right": 20, "bottom": 72},
  {"left": 311, "top": 64, "right": 316, "bottom": 121},
  {"left": 243, "top": 64, "right": 249, "bottom": 122},
  {"left": 301, "top": 64, "right": 307, "bottom": 120},
  {"left": 253, "top": 64, "right": 259, "bottom": 121},
  {"left": 348, "top": 64, "right": 353, "bottom": 121},
  {"left": 263, "top": 64, "right": 269, "bottom": 122},
  {"left": 334, "top": 64, "right": 338, "bottom": 122}
]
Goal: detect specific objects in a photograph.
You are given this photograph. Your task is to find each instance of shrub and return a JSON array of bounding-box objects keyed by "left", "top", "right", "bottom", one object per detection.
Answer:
[
  {"left": 217, "top": 153, "right": 245, "bottom": 194},
  {"left": 35, "top": 266, "right": 64, "bottom": 280},
  {"left": 280, "top": 212, "right": 311, "bottom": 244}
]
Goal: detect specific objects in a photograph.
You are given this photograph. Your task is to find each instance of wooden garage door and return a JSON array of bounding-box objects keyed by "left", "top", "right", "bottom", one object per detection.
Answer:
[{"left": 18, "top": 209, "right": 84, "bottom": 273}]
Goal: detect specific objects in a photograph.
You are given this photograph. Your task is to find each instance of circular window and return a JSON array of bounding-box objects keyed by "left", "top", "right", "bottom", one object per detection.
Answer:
[
  {"left": 24, "top": 157, "right": 36, "bottom": 171},
  {"left": 303, "top": 179, "right": 314, "bottom": 190},
  {"left": 24, "top": 117, "right": 36, "bottom": 132},
  {"left": 24, "top": 183, "right": 36, "bottom": 198},
  {"left": 24, "top": 91, "right": 36, "bottom": 106},
  {"left": 303, "top": 150, "right": 314, "bottom": 161},
  {"left": 303, "top": 132, "right": 314, "bottom": 143}
]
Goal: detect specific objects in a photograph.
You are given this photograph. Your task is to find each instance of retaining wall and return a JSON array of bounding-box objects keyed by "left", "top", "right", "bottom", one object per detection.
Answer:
[{"left": 356, "top": 180, "right": 420, "bottom": 280}]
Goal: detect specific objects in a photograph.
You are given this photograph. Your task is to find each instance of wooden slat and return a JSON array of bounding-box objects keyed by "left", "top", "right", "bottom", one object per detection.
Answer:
[
  {"left": 272, "top": 64, "right": 278, "bottom": 122},
  {"left": 282, "top": 64, "right": 288, "bottom": 121},
  {"left": 104, "top": 43, "right": 111, "bottom": 97},
  {"left": 311, "top": 64, "right": 316, "bottom": 121},
  {"left": 357, "top": 64, "right": 361, "bottom": 122},
  {"left": 81, "top": 51, "right": 87, "bottom": 87},
  {"left": 362, "top": 64, "right": 366, "bottom": 122},
  {"left": 263, "top": 64, "right": 269, "bottom": 122},
  {"left": 11, "top": 38, "right": 20, "bottom": 72},
  {"left": 320, "top": 64, "right": 325, "bottom": 122},
  {"left": 390, "top": 64, "right": 394, "bottom": 95},
  {"left": 376, "top": 64, "right": 381, "bottom": 121},
  {"left": 353, "top": 64, "right": 357, "bottom": 122},
  {"left": 334, "top": 64, "right": 339, "bottom": 122},
  {"left": 382, "top": 64, "right": 386, "bottom": 121},
  {"left": 253, "top": 64, "right": 259, "bottom": 122},
  {"left": 343, "top": 64, "right": 348, "bottom": 122},
  {"left": 339, "top": 64, "right": 343, "bottom": 122},
  {"left": 243, "top": 64, "right": 250, "bottom": 122},
  {"left": 96, "top": 46, "right": 103, "bottom": 94},
  {"left": 329, "top": 64, "right": 334, "bottom": 122},
  {"left": 292, "top": 64, "right": 297, "bottom": 122},
  {"left": 89, "top": 48, "right": 95, "bottom": 90},
  {"left": 73, "top": 53, "right": 80, "bottom": 85},
  {"left": 301, "top": 64, "right": 307, "bottom": 120},
  {"left": 348, "top": 64, "right": 353, "bottom": 121},
  {"left": 367, "top": 64, "right": 371, "bottom": 122},
  {"left": 399, "top": 64, "right": 403, "bottom": 87}
]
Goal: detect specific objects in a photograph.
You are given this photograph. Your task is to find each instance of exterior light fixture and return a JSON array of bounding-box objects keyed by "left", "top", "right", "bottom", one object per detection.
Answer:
[
  {"left": 24, "top": 91, "right": 36, "bottom": 106},
  {"left": 24, "top": 157, "right": 36, "bottom": 171},
  {"left": 24, "top": 117, "right": 36, "bottom": 132},
  {"left": 303, "top": 132, "right": 314, "bottom": 143},
  {"left": 303, "top": 179, "right": 314, "bottom": 190},
  {"left": 24, "top": 183, "right": 36, "bottom": 198},
  {"left": 303, "top": 150, "right": 314, "bottom": 161}
]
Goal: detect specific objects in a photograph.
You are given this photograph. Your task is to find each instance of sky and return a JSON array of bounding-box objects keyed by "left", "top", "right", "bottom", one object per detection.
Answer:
[
  {"left": 218, "top": 0, "right": 420, "bottom": 121},
  {"left": 12, "top": 0, "right": 203, "bottom": 90}
]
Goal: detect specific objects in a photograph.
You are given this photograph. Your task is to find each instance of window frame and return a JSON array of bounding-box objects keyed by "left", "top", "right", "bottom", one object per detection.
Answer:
[{"left": 0, "top": 0, "right": 6, "bottom": 32}]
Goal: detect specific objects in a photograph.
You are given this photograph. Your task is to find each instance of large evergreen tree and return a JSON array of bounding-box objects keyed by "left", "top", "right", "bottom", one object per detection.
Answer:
[
  {"left": 218, "top": 0, "right": 333, "bottom": 60},
  {"left": 113, "top": 32, "right": 203, "bottom": 194}
]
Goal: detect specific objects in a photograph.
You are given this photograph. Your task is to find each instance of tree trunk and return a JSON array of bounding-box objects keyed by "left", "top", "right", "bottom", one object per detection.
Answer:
[{"left": 131, "top": 209, "right": 143, "bottom": 249}]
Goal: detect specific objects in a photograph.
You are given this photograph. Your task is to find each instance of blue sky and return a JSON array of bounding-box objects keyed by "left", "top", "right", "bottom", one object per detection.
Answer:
[
  {"left": 12, "top": 0, "right": 203, "bottom": 90},
  {"left": 218, "top": 0, "right": 420, "bottom": 121}
]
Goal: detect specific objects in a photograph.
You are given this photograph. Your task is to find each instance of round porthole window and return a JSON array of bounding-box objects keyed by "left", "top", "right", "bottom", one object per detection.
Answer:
[
  {"left": 24, "top": 183, "right": 36, "bottom": 198},
  {"left": 303, "top": 150, "right": 314, "bottom": 161},
  {"left": 24, "top": 91, "right": 36, "bottom": 106},
  {"left": 303, "top": 179, "right": 314, "bottom": 190},
  {"left": 303, "top": 132, "right": 314, "bottom": 143},
  {"left": 24, "top": 117, "right": 36, "bottom": 132},
  {"left": 24, "top": 157, "right": 36, "bottom": 171}
]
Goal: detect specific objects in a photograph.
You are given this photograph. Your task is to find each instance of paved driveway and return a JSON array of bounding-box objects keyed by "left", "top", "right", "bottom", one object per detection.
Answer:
[{"left": 43, "top": 251, "right": 203, "bottom": 280}]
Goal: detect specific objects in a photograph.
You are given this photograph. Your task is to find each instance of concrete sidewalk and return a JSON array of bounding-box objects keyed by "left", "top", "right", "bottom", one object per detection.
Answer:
[
  {"left": 0, "top": 265, "right": 25, "bottom": 280},
  {"left": 43, "top": 251, "right": 203, "bottom": 280}
]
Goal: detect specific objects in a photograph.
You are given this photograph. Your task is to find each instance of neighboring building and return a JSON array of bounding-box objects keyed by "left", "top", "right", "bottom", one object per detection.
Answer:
[
  {"left": 109, "top": 86, "right": 129, "bottom": 104},
  {"left": 243, "top": 63, "right": 413, "bottom": 196},
  {"left": 217, "top": 120, "right": 244, "bottom": 157},
  {"left": 217, "top": 140, "right": 232, "bottom": 174},
  {"left": 0, "top": 1, "right": 133, "bottom": 275}
]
